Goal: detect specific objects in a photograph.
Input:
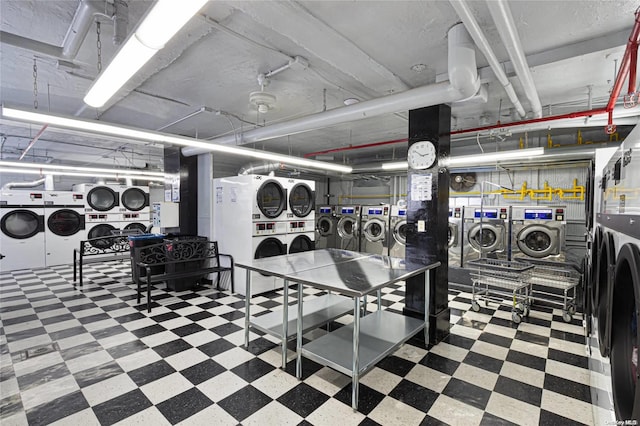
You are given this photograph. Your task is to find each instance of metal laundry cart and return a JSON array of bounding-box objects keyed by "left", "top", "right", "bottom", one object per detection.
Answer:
[
  {"left": 527, "top": 263, "right": 581, "bottom": 322},
  {"left": 468, "top": 258, "right": 535, "bottom": 323}
]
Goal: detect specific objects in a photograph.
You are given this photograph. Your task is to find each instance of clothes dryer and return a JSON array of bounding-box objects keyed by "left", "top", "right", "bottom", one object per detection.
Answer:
[
  {"left": 315, "top": 205, "right": 336, "bottom": 249},
  {"left": 510, "top": 206, "right": 566, "bottom": 262},
  {"left": 462, "top": 206, "right": 510, "bottom": 266},
  {"left": 282, "top": 178, "right": 315, "bottom": 222},
  {"left": 335, "top": 205, "right": 360, "bottom": 251},
  {"left": 117, "top": 185, "right": 150, "bottom": 214},
  {"left": 448, "top": 207, "right": 463, "bottom": 267},
  {"left": 85, "top": 213, "right": 123, "bottom": 250},
  {"left": 587, "top": 131, "right": 640, "bottom": 423},
  {"left": 359, "top": 205, "right": 389, "bottom": 255},
  {"left": 388, "top": 205, "right": 407, "bottom": 258},
  {"left": 44, "top": 191, "right": 86, "bottom": 266},
  {"left": 0, "top": 190, "right": 45, "bottom": 271},
  {"left": 247, "top": 223, "right": 288, "bottom": 295},
  {"left": 286, "top": 228, "right": 315, "bottom": 254},
  {"left": 72, "top": 183, "right": 120, "bottom": 214}
]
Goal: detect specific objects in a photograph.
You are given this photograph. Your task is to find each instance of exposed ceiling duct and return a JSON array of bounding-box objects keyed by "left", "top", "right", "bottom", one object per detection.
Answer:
[
  {"left": 182, "top": 23, "right": 482, "bottom": 157},
  {"left": 2, "top": 175, "right": 53, "bottom": 190},
  {"left": 486, "top": 0, "right": 542, "bottom": 118}
]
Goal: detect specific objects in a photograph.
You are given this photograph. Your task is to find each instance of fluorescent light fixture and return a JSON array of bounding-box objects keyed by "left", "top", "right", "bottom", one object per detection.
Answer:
[
  {"left": 447, "top": 147, "right": 544, "bottom": 166},
  {"left": 1, "top": 106, "right": 353, "bottom": 174},
  {"left": 0, "top": 167, "right": 167, "bottom": 182},
  {"left": 84, "top": 0, "right": 208, "bottom": 108},
  {"left": 382, "top": 161, "right": 408, "bottom": 170},
  {"left": 0, "top": 160, "right": 165, "bottom": 177}
]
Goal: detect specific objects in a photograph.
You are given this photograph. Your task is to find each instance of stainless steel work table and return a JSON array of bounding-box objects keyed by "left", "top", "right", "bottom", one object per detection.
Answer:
[
  {"left": 236, "top": 249, "right": 374, "bottom": 369},
  {"left": 289, "top": 254, "right": 440, "bottom": 410}
]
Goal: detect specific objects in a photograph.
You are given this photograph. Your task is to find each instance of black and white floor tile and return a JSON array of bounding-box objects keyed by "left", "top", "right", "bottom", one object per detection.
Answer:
[{"left": 0, "top": 261, "right": 599, "bottom": 425}]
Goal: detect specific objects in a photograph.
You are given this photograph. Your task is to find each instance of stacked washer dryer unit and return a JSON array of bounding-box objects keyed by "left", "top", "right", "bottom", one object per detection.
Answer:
[
  {"left": 510, "top": 206, "right": 566, "bottom": 262},
  {"left": 73, "top": 183, "right": 123, "bottom": 248},
  {"left": 388, "top": 205, "right": 407, "bottom": 258},
  {"left": 335, "top": 205, "right": 360, "bottom": 251},
  {"left": 448, "top": 207, "right": 463, "bottom": 267},
  {"left": 359, "top": 204, "right": 390, "bottom": 255},
  {"left": 113, "top": 184, "right": 151, "bottom": 234},
  {"left": 315, "top": 206, "right": 337, "bottom": 249},
  {"left": 0, "top": 190, "right": 46, "bottom": 271},
  {"left": 588, "top": 132, "right": 640, "bottom": 423},
  {"left": 283, "top": 178, "right": 316, "bottom": 254},
  {"left": 213, "top": 175, "right": 289, "bottom": 296},
  {"left": 43, "top": 191, "right": 86, "bottom": 266},
  {"left": 462, "top": 206, "right": 510, "bottom": 266}
]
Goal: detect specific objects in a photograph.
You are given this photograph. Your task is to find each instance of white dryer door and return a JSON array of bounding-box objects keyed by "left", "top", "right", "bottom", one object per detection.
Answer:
[{"left": 517, "top": 225, "right": 559, "bottom": 258}]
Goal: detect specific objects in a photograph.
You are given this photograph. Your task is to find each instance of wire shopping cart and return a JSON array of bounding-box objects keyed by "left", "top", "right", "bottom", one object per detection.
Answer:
[
  {"left": 468, "top": 258, "right": 535, "bottom": 324},
  {"left": 527, "top": 263, "right": 581, "bottom": 322}
]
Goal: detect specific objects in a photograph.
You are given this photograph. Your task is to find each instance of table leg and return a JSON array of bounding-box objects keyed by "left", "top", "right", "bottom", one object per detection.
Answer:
[
  {"left": 244, "top": 269, "right": 251, "bottom": 348},
  {"left": 352, "top": 295, "right": 360, "bottom": 411},
  {"left": 377, "top": 289, "right": 382, "bottom": 311},
  {"left": 296, "top": 282, "right": 304, "bottom": 380},
  {"left": 282, "top": 279, "right": 289, "bottom": 369}
]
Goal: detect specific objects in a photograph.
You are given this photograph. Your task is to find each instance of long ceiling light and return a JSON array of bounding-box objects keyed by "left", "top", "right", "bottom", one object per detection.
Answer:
[
  {"left": 1, "top": 106, "right": 353, "bottom": 174},
  {"left": 380, "top": 147, "right": 545, "bottom": 171},
  {"left": 0, "top": 160, "right": 165, "bottom": 177},
  {"left": 0, "top": 167, "right": 168, "bottom": 182},
  {"left": 84, "top": 0, "right": 208, "bottom": 108}
]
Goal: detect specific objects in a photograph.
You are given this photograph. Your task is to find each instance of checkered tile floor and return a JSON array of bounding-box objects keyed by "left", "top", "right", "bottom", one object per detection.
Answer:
[{"left": 1, "top": 261, "right": 599, "bottom": 425}]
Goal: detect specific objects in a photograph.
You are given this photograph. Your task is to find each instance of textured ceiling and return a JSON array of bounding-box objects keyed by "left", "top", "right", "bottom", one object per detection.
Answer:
[{"left": 0, "top": 0, "right": 638, "bottom": 176}]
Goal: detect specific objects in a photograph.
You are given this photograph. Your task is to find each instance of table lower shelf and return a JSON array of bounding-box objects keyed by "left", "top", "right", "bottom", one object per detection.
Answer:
[
  {"left": 249, "top": 294, "right": 353, "bottom": 340},
  {"left": 301, "top": 310, "right": 425, "bottom": 377}
]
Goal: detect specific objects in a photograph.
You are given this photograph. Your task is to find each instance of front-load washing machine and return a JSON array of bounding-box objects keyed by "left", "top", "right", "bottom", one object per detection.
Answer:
[
  {"left": 336, "top": 205, "right": 360, "bottom": 251},
  {"left": 389, "top": 205, "right": 407, "bottom": 258},
  {"left": 511, "top": 206, "right": 566, "bottom": 262},
  {"left": 282, "top": 178, "right": 315, "bottom": 222},
  {"left": 73, "top": 183, "right": 120, "bottom": 214},
  {"left": 44, "top": 191, "right": 86, "bottom": 266},
  {"left": 462, "top": 206, "right": 510, "bottom": 266},
  {"left": 448, "top": 207, "right": 463, "bottom": 267},
  {"left": 0, "top": 190, "right": 45, "bottom": 271},
  {"left": 359, "top": 205, "right": 389, "bottom": 255},
  {"left": 315, "top": 205, "right": 336, "bottom": 249}
]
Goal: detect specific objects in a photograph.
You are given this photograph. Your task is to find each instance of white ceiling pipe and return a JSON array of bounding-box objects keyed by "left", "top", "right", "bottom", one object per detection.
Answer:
[
  {"left": 62, "top": 0, "right": 111, "bottom": 58},
  {"left": 2, "top": 177, "right": 46, "bottom": 190},
  {"left": 486, "top": 0, "right": 543, "bottom": 118},
  {"left": 449, "top": 0, "right": 526, "bottom": 118},
  {"left": 182, "top": 23, "right": 481, "bottom": 157}
]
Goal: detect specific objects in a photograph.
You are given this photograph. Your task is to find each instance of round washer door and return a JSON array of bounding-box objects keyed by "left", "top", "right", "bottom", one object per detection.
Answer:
[
  {"left": 517, "top": 225, "right": 559, "bottom": 258},
  {"left": 256, "top": 180, "right": 287, "bottom": 219},
  {"left": 121, "top": 188, "right": 148, "bottom": 211},
  {"left": 337, "top": 217, "right": 357, "bottom": 239},
  {"left": 393, "top": 220, "right": 407, "bottom": 246},
  {"left": 1, "top": 210, "right": 44, "bottom": 239},
  {"left": 289, "top": 234, "right": 314, "bottom": 254},
  {"left": 87, "top": 187, "right": 118, "bottom": 212},
  {"left": 363, "top": 218, "right": 386, "bottom": 242},
  {"left": 316, "top": 216, "right": 333, "bottom": 237},
  {"left": 289, "top": 183, "right": 314, "bottom": 218},
  {"left": 47, "top": 209, "right": 83, "bottom": 236},
  {"left": 125, "top": 222, "right": 147, "bottom": 234},
  {"left": 448, "top": 223, "right": 458, "bottom": 248},
  {"left": 468, "top": 223, "right": 502, "bottom": 251},
  {"left": 88, "top": 224, "right": 117, "bottom": 249}
]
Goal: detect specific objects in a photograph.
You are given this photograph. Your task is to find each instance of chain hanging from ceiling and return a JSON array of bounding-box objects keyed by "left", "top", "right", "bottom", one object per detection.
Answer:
[
  {"left": 96, "top": 21, "right": 102, "bottom": 73},
  {"left": 32, "top": 58, "right": 38, "bottom": 110}
]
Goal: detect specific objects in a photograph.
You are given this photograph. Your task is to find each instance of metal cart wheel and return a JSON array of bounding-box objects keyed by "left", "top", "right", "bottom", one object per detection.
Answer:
[
  {"left": 471, "top": 301, "right": 481, "bottom": 312},
  {"left": 523, "top": 305, "right": 530, "bottom": 317},
  {"left": 562, "top": 311, "right": 573, "bottom": 323},
  {"left": 511, "top": 311, "right": 522, "bottom": 324},
  {"left": 568, "top": 304, "right": 576, "bottom": 315}
]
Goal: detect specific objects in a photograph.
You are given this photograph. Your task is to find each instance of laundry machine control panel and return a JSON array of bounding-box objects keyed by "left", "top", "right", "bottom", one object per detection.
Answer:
[
  {"left": 288, "top": 220, "right": 314, "bottom": 233},
  {"left": 87, "top": 213, "right": 110, "bottom": 223},
  {"left": 254, "top": 221, "right": 286, "bottom": 236}
]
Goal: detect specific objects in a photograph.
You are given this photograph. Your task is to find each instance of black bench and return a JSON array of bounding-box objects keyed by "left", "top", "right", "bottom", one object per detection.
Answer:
[
  {"left": 134, "top": 239, "right": 234, "bottom": 312},
  {"left": 74, "top": 235, "right": 131, "bottom": 289}
]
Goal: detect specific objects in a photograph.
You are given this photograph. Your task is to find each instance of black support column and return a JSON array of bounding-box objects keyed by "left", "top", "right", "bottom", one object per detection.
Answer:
[
  {"left": 164, "top": 147, "right": 198, "bottom": 236},
  {"left": 403, "top": 105, "right": 451, "bottom": 346}
]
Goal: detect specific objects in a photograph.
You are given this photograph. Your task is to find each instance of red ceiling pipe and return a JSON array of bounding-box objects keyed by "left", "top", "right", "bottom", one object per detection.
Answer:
[
  {"left": 607, "top": 7, "right": 640, "bottom": 112},
  {"left": 628, "top": 41, "right": 638, "bottom": 95}
]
